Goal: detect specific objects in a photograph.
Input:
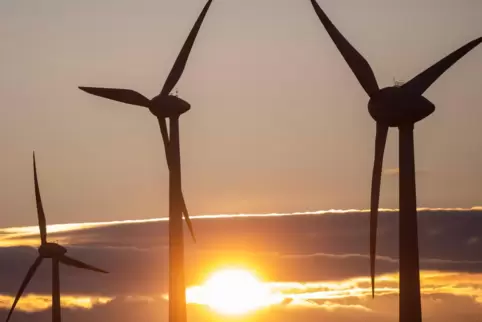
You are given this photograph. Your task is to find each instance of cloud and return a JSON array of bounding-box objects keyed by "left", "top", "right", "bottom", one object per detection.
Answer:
[
  {"left": 2, "top": 206, "right": 482, "bottom": 248},
  {"left": 1, "top": 208, "right": 482, "bottom": 321},
  {"left": 0, "top": 294, "right": 112, "bottom": 312},
  {"left": 261, "top": 271, "right": 482, "bottom": 303},
  {"left": 4, "top": 274, "right": 482, "bottom": 322}
]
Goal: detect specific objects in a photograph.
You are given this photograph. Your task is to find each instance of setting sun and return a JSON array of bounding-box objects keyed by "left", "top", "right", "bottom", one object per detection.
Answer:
[{"left": 186, "top": 269, "right": 282, "bottom": 315}]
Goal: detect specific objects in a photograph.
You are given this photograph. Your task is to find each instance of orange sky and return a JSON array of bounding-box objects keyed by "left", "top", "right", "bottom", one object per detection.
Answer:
[{"left": 1, "top": 209, "right": 482, "bottom": 321}]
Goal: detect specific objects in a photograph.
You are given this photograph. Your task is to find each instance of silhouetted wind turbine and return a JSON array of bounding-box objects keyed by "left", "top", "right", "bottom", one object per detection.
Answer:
[
  {"left": 6, "top": 153, "right": 108, "bottom": 322},
  {"left": 309, "top": 1, "right": 481, "bottom": 321},
  {"left": 78, "top": 1, "right": 213, "bottom": 321}
]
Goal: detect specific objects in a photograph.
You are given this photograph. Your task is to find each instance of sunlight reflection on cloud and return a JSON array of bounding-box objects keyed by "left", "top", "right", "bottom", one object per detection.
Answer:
[
  {"left": 0, "top": 294, "right": 112, "bottom": 312},
  {"left": 184, "top": 270, "right": 482, "bottom": 315},
  {"left": 1, "top": 206, "right": 481, "bottom": 247}
]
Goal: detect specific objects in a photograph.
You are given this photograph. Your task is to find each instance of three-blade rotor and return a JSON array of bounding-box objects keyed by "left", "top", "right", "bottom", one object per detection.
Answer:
[
  {"left": 310, "top": 0, "right": 481, "bottom": 297},
  {"left": 7, "top": 154, "right": 108, "bottom": 322},
  {"left": 78, "top": 0, "right": 214, "bottom": 243}
]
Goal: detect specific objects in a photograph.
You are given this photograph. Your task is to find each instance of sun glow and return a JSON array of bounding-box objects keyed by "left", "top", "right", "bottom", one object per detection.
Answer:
[{"left": 186, "top": 269, "right": 282, "bottom": 315}]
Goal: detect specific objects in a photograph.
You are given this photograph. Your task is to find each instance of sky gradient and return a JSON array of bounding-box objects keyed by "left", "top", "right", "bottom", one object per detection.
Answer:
[{"left": 1, "top": 0, "right": 481, "bottom": 227}]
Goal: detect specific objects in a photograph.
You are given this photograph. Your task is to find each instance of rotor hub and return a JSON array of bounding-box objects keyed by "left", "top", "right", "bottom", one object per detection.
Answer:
[
  {"left": 38, "top": 243, "right": 67, "bottom": 258},
  {"left": 149, "top": 95, "right": 191, "bottom": 118},
  {"left": 368, "top": 87, "right": 435, "bottom": 127}
]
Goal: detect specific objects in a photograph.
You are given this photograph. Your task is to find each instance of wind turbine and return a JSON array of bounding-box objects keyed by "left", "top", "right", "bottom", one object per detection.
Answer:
[
  {"left": 309, "top": 1, "right": 481, "bottom": 321},
  {"left": 6, "top": 153, "right": 108, "bottom": 322},
  {"left": 78, "top": 1, "right": 213, "bottom": 321}
]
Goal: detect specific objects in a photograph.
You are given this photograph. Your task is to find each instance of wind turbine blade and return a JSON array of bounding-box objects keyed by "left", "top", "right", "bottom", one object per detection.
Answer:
[
  {"left": 6, "top": 256, "right": 43, "bottom": 322},
  {"left": 403, "top": 37, "right": 481, "bottom": 95},
  {"left": 78, "top": 87, "right": 151, "bottom": 108},
  {"left": 33, "top": 152, "right": 47, "bottom": 245},
  {"left": 370, "top": 123, "right": 388, "bottom": 298},
  {"left": 309, "top": 0, "right": 379, "bottom": 97},
  {"left": 180, "top": 192, "right": 196, "bottom": 242},
  {"left": 59, "top": 255, "right": 108, "bottom": 274},
  {"left": 157, "top": 121, "right": 196, "bottom": 241},
  {"left": 159, "top": 0, "right": 213, "bottom": 97}
]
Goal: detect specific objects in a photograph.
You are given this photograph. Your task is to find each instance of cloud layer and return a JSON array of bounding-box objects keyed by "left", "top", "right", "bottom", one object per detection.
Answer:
[{"left": 1, "top": 207, "right": 482, "bottom": 321}]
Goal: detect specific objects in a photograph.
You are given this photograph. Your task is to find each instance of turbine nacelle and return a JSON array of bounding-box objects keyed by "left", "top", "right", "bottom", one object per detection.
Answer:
[
  {"left": 38, "top": 243, "right": 67, "bottom": 258},
  {"left": 149, "top": 95, "right": 191, "bottom": 118},
  {"left": 368, "top": 87, "right": 435, "bottom": 127}
]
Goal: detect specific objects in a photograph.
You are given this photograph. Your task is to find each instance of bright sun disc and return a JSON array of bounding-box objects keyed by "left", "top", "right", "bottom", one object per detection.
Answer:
[{"left": 189, "top": 269, "right": 276, "bottom": 315}]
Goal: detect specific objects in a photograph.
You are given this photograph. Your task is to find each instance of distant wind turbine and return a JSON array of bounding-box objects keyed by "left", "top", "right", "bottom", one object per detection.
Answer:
[
  {"left": 6, "top": 153, "right": 108, "bottom": 322},
  {"left": 309, "top": 1, "right": 481, "bottom": 321},
  {"left": 78, "top": 1, "right": 213, "bottom": 321}
]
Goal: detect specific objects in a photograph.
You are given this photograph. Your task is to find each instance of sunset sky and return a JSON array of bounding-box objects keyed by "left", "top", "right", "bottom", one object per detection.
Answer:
[
  {"left": 0, "top": 0, "right": 481, "bottom": 321},
  {"left": 2, "top": 209, "right": 482, "bottom": 321}
]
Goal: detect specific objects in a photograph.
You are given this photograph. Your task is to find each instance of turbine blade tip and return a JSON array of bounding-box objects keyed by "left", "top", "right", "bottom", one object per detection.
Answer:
[{"left": 78, "top": 86, "right": 93, "bottom": 92}]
